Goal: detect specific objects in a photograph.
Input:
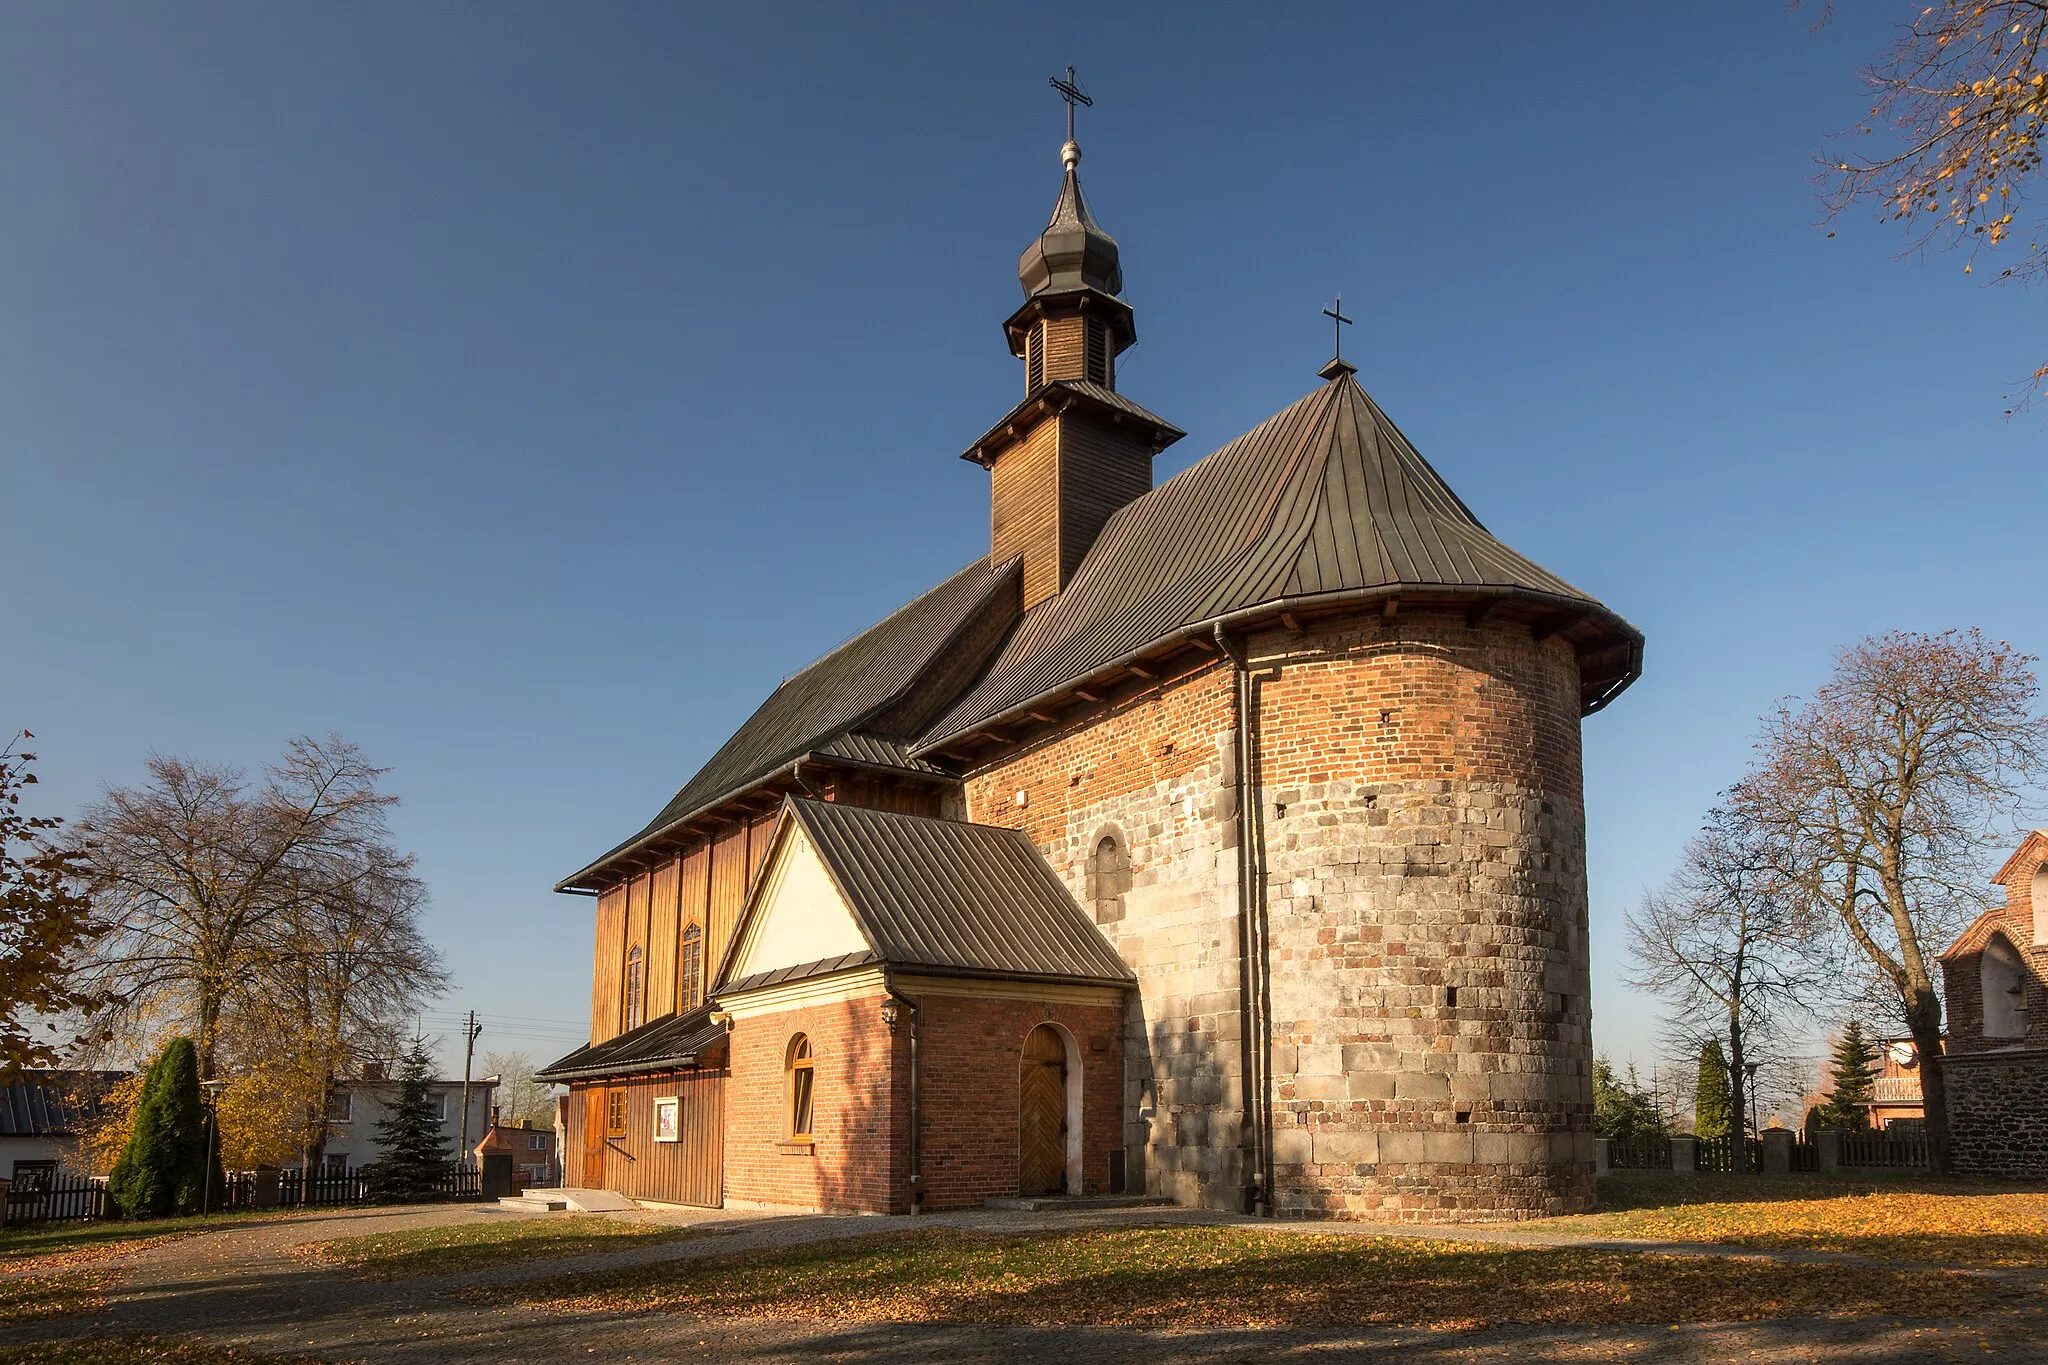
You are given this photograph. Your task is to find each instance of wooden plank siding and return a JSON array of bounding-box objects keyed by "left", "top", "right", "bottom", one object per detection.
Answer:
[
  {"left": 992, "top": 420, "right": 1063, "bottom": 610},
  {"left": 589, "top": 885, "right": 627, "bottom": 1045},
  {"left": 1058, "top": 415, "right": 1153, "bottom": 590},
  {"left": 647, "top": 860, "right": 680, "bottom": 1019},
  {"left": 674, "top": 844, "right": 712, "bottom": 1010},
  {"left": 707, "top": 824, "right": 753, "bottom": 987},
  {"left": 566, "top": 1072, "right": 725, "bottom": 1207},
  {"left": 1040, "top": 314, "right": 1087, "bottom": 382}
]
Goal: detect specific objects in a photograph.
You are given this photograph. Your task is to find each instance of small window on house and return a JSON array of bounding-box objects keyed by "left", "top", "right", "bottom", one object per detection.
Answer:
[
  {"left": 432, "top": 1093, "right": 449, "bottom": 1122},
  {"left": 605, "top": 1088, "right": 628, "bottom": 1137},
  {"left": 528, "top": 1133, "right": 547, "bottom": 1151},
  {"left": 1090, "top": 831, "right": 1130, "bottom": 925},
  {"left": 623, "top": 944, "right": 646, "bottom": 1032},
  {"left": 680, "top": 924, "right": 703, "bottom": 1013},
  {"left": 787, "top": 1033, "right": 815, "bottom": 1140},
  {"left": 1983, "top": 935, "right": 2029, "bottom": 1038},
  {"left": 325, "top": 1091, "right": 352, "bottom": 1123},
  {"left": 1085, "top": 318, "right": 1109, "bottom": 386}
]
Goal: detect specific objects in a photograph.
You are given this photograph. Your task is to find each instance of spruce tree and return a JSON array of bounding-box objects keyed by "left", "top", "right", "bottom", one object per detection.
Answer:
[
  {"left": 107, "top": 1038, "right": 210, "bottom": 1218},
  {"left": 1694, "top": 1038, "right": 1735, "bottom": 1142},
  {"left": 363, "top": 1036, "right": 452, "bottom": 1203},
  {"left": 1820, "top": 1021, "right": 1879, "bottom": 1130}
]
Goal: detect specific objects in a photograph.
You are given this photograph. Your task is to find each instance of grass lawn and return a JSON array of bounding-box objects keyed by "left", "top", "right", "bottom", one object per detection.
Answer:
[
  {"left": 294, "top": 1213, "right": 710, "bottom": 1279},
  {"left": 0, "top": 1211, "right": 300, "bottom": 1273},
  {"left": 0, "top": 1269, "right": 119, "bottom": 1324},
  {"left": 1539, "top": 1173, "right": 2048, "bottom": 1268},
  {"left": 469, "top": 1225, "right": 2005, "bottom": 1330},
  {"left": 0, "top": 1338, "right": 325, "bottom": 1364}
]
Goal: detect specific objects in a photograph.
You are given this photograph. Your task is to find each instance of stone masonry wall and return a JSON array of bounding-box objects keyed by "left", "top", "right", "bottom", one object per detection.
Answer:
[
  {"left": 1251, "top": 611, "right": 1594, "bottom": 1220},
  {"left": 963, "top": 666, "right": 1247, "bottom": 1209},
  {"left": 964, "top": 606, "right": 1597, "bottom": 1220},
  {"left": 1946, "top": 1050, "right": 2048, "bottom": 1177}
]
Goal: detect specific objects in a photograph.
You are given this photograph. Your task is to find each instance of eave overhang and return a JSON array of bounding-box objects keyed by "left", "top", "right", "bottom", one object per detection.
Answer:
[{"left": 961, "top": 380, "right": 1184, "bottom": 469}]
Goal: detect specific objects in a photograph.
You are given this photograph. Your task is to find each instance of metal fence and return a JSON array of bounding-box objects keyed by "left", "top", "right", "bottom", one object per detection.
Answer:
[
  {"left": 1841, "top": 1130, "right": 1928, "bottom": 1168},
  {"left": 2, "top": 1173, "right": 107, "bottom": 1226}
]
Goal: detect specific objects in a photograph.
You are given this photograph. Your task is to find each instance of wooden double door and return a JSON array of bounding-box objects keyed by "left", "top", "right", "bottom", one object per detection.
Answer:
[{"left": 1019, "top": 1024, "right": 1069, "bottom": 1196}]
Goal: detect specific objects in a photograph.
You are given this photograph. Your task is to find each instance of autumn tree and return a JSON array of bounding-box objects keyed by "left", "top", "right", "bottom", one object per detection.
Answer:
[
  {"left": 1729, "top": 629, "right": 2048, "bottom": 1172},
  {"left": 73, "top": 736, "right": 444, "bottom": 1083},
  {"left": 1626, "top": 808, "right": 1817, "bottom": 1170},
  {"left": 0, "top": 732, "right": 101, "bottom": 1075},
  {"left": 482, "top": 1050, "right": 558, "bottom": 1127},
  {"left": 1821, "top": 2, "right": 2048, "bottom": 407}
]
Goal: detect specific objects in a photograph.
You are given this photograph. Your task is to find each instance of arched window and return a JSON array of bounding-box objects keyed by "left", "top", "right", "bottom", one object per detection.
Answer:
[
  {"left": 623, "top": 945, "right": 645, "bottom": 1032},
  {"left": 680, "top": 924, "right": 703, "bottom": 1013},
  {"left": 1089, "top": 830, "right": 1129, "bottom": 925},
  {"left": 1982, "top": 935, "right": 2029, "bottom": 1038},
  {"left": 786, "top": 1033, "right": 814, "bottom": 1140}
]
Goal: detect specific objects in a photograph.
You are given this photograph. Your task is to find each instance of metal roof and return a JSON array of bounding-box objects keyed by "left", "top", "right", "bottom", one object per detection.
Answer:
[
  {"left": 535, "top": 1006, "right": 729, "bottom": 1083},
  {"left": 961, "top": 379, "right": 1183, "bottom": 467},
  {"left": 716, "top": 798, "right": 1133, "bottom": 997},
  {"left": 558, "top": 556, "right": 1020, "bottom": 890},
  {"left": 0, "top": 1071, "right": 126, "bottom": 1137},
  {"left": 919, "top": 372, "right": 1642, "bottom": 747},
  {"left": 1018, "top": 159, "right": 1121, "bottom": 299}
]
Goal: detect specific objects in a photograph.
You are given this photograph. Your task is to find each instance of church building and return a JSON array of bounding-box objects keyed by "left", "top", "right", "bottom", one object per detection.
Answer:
[{"left": 538, "top": 109, "right": 1644, "bottom": 1222}]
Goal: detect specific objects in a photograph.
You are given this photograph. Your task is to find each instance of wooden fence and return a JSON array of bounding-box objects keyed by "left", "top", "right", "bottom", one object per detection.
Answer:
[
  {"left": 1696, "top": 1136, "right": 1764, "bottom": 1173},
  {"left": 1606, "top": 1134, "right": 1672, "bottom": 1170},
  {"left": 1840, "top": 1130, "right": 1928, "bottom": 1168},
  {"left": 1, "top": 1163, "right": 481, "bottom": 1226},
  {"left": 2, "top": 1173, "right": 106, "bottom": 1226}
]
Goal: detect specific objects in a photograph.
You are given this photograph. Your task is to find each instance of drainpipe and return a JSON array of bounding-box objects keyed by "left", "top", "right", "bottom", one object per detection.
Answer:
[
  {"left": 1214, "top": 624, "right": 1273, "bottom": 1216},
  {"left": 884, "top": 975, "right": 923, "bottom": 1214}
]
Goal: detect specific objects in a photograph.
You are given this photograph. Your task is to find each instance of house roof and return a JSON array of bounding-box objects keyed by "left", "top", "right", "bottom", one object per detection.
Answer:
[
  {"left": 1993, "top": 830, "right": 2048, "bottom": 888},
  {"left": 716, "top": 798, "right": 1133, "bottom": 997},
  {"left": 1941, "top": 905, "right": 2035, "bottom": 960},
  {"left": 920, "top": 372, "right": 1641, "bottom": 748},
  {"left": 557, "top": 556, "right": 1020, "bottom": 891},
  {"left": 535, "top": 1005, "right": 729, "bottom": 1083},
  {"left": 0, "top": 1071, "right": 126, "bottom": 1138}
]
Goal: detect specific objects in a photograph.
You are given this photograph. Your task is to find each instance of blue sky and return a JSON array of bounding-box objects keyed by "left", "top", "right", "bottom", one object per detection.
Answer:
[{"left": 6, "top": 4, "right": 2043, "bottom": 1078}]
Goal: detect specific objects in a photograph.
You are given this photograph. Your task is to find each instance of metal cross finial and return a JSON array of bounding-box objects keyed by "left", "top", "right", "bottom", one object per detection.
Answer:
[
  {"left": 1322, "top": 296, "right": 1354, "bottom": 359},
  {"left": 1049, "top": 66, "right": 1092, "bottom": 146}
]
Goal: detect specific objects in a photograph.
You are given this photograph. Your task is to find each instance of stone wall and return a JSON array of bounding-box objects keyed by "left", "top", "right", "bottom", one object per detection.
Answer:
[
  {"left": 1946, "top": 1049, "right": 2048, "bottom": 1178},
  {"left": 964, "top": 605, "right": 1598, "bottom": 1220}
]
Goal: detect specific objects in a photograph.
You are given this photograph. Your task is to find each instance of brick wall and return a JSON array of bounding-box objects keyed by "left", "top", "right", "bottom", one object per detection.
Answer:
[
  {"left": 963, "top": 606, "right": 1597, "bottom": 1220},
  {"left": 1944, "top": 837, "right": 2048, "bottom": 1055},
  {"left": 723, "top": 994, "right": 908, "bottom": 1214},
  {"left": 914, "top": 993, "right": 1125, "bottom": 1209}
]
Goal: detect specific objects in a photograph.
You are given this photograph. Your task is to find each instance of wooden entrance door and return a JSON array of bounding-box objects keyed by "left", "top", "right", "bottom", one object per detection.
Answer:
[
  {"left": 581, "top": 1088, "right": 606, "bottom": 1187},
  {"left": 1019, "top": 1025, "right": 1068, "bottom": 1196}
]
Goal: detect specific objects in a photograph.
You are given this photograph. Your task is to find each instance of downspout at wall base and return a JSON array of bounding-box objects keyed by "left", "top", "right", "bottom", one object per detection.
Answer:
[
  {"left": 1214, "top": 624, "right": 1273, "bottom": 1217},
  {"left": 884, "top": 975, "right": 923, "bottom": 1214}
]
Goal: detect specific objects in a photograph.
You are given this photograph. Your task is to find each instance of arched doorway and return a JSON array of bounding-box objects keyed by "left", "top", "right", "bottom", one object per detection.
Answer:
[{"left": 1019, "top": 1024, "right": 1069, "bottom": 1196}]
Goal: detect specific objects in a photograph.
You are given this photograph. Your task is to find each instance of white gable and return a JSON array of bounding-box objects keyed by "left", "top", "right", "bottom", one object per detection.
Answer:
[{"left": 727, "top": 827, "right": 870, "bottom": 983}]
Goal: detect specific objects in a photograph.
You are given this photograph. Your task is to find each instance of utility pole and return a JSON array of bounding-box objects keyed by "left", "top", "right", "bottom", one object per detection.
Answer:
[{"left": 458, "top": 1011, "right": 482, "bottom": 1165}]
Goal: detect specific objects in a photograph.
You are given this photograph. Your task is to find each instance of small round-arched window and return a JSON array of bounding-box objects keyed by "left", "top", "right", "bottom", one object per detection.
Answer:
[
  {"left": 1983, "top": 935, "right": 2029, "bottom": 1038},
  {"left": 1089, "top": 830, "right": 1130, "bottom": 925},
  {"left": 786, "top": 1033, "right": 814, "bottom": 1140}
]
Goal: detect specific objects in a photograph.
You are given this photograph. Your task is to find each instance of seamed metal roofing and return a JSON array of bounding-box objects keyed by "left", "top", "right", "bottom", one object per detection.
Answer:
[
  {"left": 715, "top": 798, "right": 1133, "bottom": 997},
  {"left": 917, "top": 372, "right": 1641, "bottom": 748},
  {"left": 0, "top": 1071, "right": 125, "bottom": 1137},
  {"left": 535, "top": 1006, "right": 728, "bottom": 1083},
  {"left": 558, "top": 556, "right": 1019, "bottom": 889}
]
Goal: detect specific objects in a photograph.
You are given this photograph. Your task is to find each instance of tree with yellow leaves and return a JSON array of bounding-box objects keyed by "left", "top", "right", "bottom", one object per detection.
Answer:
[{"left": 1824, "top": 3, "right": 2048, "bottom": 408}]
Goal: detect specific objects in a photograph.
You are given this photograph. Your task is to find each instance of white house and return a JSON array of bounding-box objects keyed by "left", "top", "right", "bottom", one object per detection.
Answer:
[{"left": 314, "top": 1073, "right": 498, "bottom": 1172}]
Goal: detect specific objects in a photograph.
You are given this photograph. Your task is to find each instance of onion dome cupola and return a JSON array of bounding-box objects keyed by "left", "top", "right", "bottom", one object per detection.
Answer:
[{"left": 1003, "top": 85, "right": 1138, "bottom": 395}]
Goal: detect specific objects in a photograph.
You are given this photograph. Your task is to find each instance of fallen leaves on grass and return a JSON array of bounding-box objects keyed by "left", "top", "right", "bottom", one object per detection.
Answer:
[
  {"left": 1553, "top": 1180, "right": 2048, "bottom": 1268},
  {"left": 0, "top": 1213, "right": 299, "bottom": 1272},
  {"left": 0, "top": 1336, "right": 326, "bottom": 1364},
  {"left": 0, "top": 1269, "right": 118, "bottom": 1323},
  {"left": 469, "top": 1226, "right": 2005, "bottom": 1331},
  {"left": 294, "top": 1214, "right": 707, "bottom": 1280}
]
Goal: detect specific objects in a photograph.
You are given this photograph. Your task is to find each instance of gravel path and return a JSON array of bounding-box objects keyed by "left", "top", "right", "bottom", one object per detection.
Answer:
[{"left": 0, "top": 1202, "right": 2040, "bottom": 1364}]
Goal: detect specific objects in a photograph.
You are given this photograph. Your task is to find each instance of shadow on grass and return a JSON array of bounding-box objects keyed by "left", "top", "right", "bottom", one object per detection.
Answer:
[
  {"left": 299, "top": 1216, "right": 709, "bottom": 1280},
  {"left": 479, "top": 1225, "right": 2005, "bottom": 1331},
  {"left": 1593, "top": 1171, "right": 2038, "bottom": 1211}
]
